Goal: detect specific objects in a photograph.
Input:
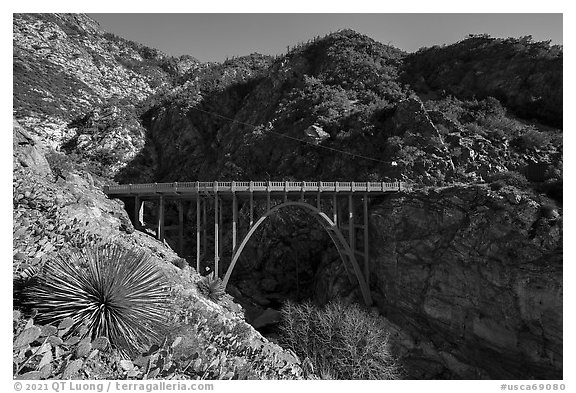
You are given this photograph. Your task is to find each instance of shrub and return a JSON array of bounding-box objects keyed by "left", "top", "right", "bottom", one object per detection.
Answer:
[
  {"left": 25, "top": 244, "right": 169, "bottom": 356},
  {"left": 45, "top": 151, "right": 74, "bottom": 180},
  {"left": 197, "top": 272, "right": 226, "bottom": 303},
  {"left": 278, "top": 300, "right": 403, "bottom": 379},
  {"left": 540, "top": 202, "right": 560, "bottom": 219},
  {"left": 512, "top": 129, "right": 552, "bottom": 151},
  {"left": 487, "top": 171, "right": 529, "bottom": 190}
]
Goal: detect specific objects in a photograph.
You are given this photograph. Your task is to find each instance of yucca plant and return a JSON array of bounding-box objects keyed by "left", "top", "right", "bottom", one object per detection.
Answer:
[
  {"left": 197, "top": 272, "right": 226, "bottom": 303},
  {"left": 26, "top": 243, "right": 169, "bottom": 355}
]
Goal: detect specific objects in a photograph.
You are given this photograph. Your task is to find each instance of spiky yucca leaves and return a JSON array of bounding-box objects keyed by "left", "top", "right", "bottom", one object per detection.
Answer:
[
  {"left": 27, "top": 244, "right": 169, "bottom": 355},
  {"left": 197, "top": 272, "right": 226, "bottom": 303}
]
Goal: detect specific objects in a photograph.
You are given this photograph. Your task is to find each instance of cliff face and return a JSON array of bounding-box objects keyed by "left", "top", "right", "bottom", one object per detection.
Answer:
[{"left": 369, "top": 185, "right": 562, "bottom": 379}]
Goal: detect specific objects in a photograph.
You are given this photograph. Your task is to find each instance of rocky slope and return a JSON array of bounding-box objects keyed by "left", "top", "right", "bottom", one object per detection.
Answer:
[
  {"left": 14, "top": 17, "right": 561, "bottom": 188},
  {"left": 13, "top": 13, "right": 198, "bottom": 162},
  {"left": 13, "top": 118, "right": 304, "bottom": 379}
]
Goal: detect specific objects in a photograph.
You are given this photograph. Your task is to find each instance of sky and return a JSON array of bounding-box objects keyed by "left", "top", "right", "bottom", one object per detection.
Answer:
[{"left": 88, "top": 13, "right": 563, "bottom": 62}]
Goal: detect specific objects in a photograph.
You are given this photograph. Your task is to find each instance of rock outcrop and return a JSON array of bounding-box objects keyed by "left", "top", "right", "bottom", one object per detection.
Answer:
[
  {"left": 63, "top": 104, "right": 148, "bottom": 176},
  {"left": 13, "top": 13, "right": 181, "bottom": 151},
  {"left": 13, "top": 118, "right": 52, "bottom": 177},
  {"left": 369, "top": 185, "right": 562, "bottom": 379}
]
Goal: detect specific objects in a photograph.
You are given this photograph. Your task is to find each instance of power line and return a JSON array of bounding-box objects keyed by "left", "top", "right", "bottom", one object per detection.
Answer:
[{"left": 190, "top": 106, "right": 390, "bottom": 165}]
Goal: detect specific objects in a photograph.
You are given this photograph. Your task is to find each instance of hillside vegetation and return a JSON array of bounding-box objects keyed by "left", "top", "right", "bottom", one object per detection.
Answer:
[
  {"left": 402, "top": 34, "right": 562, "bottom": 127},
  {"left": 103, "top": 29, "right": 561, "bottom": 196}
]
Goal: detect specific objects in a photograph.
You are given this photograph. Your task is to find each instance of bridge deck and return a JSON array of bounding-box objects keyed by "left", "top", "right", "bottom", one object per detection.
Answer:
[{"left": 104, "top": 181, "right": 408, "bottom": 197}]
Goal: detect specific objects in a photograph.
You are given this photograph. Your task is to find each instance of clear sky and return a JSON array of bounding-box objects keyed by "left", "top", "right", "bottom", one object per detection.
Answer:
[{"left": 88, "top": 13, "right": 563, "bottom": 63}]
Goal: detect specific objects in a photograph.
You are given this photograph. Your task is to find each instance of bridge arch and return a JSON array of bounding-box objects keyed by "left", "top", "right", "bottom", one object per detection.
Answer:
[{"left": 222, "top": 201, "right": 373, "bottom": 306}]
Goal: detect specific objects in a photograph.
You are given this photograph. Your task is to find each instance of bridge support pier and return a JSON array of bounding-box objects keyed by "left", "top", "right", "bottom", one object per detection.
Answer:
[
  {"left": 363, "top": 195, "right": 370, "bottom": 286},
  {"left": 232, "top": 192, "right": 238, "bottom": 253},
  {"left": 249, "top": 191, "right": 254, "bottom": 227},
  {"left": 214, "top": 194, "right": 219, "bottom": 276},
  {"left": 203, "top": 201, "right": 207, "bottom": 263},
  {"left": 332, "top": 194, "right": 338, "bottom": 226},
  {"left": 196, "top": 197, "right": 201, "bottom": 273},
  {"left": 138, "top": 201, "right": 144, "bottom": 229},
  {"left": 157, "top": 195, "right": 165, "bottom": 241},
  {"left": 218, "top": 197, "right": 223, "bottom": 271},
  {"left": 348, "top": 194, "right": 355, "bottom": 254},
  {"left": 178, "top": 200, "right": 184, "bottom": 256},
  {"left": 133, "top": 196, "right": 142, "bottom": 230}
]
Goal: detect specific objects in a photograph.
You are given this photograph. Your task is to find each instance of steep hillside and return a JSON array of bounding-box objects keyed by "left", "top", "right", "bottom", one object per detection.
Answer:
[
  {"left": 13, "top": 118, "right": 305, "bottom": 380},
  {"left": 111, "top": 30, "right": 561, "bottom": 192},
  {"left": 114, "top": 29, "right": 409, "bottom": 183},
  {"left": 13, "top": 13, "right": 198, "bottom": 160},
  {"left": 107, "top": 29, "right": 561, "bottom": 379},
  {"left": 402, "top": 34, "right": 563, "bottom": 128},
  {"left": 14, "top": 18, "right": 561, "bottom": 189}
]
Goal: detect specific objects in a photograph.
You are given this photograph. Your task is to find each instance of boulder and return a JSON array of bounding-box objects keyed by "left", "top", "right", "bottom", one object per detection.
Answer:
[
  {"left": 13, "top": 119, "right": 52, "bottom": 177},
  {"left": 304, "top": 124, "right": 330, "bottom": 143}
]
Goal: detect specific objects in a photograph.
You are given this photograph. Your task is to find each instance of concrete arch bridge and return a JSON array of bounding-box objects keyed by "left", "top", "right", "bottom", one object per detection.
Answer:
[{"left": 104, "top": 181, "right": 409, "bottom": 306}]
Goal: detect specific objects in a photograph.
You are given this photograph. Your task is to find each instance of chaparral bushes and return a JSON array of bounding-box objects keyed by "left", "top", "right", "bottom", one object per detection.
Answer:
[{"left": 278, "top": 300, "right": 403, "bottom": 379}]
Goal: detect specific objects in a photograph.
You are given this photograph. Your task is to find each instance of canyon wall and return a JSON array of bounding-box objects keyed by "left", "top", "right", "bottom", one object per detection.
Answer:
[{"left": 368, "top": 185, "right": 562, "bottom": 379}]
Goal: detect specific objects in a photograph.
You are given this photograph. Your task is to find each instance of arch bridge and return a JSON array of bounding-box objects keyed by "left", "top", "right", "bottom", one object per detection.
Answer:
[{"left": 104, "top": 181, "right": 409, "bottom": 306}]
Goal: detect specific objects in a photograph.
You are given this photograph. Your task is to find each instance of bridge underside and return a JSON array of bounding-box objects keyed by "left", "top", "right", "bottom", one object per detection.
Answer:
[{"left": 105, "top": 181, "right": 407, "bottom": 306}]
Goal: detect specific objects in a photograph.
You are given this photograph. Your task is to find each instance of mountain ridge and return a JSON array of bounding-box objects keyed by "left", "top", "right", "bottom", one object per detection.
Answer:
[{"left": 13, "top": 16, "right": 562, "bottom": 186}]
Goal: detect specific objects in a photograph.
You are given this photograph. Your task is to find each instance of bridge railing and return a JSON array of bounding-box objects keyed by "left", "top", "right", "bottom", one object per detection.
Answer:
[{"left": 104, "top": 181, "right": 409, "bottom": 195}]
